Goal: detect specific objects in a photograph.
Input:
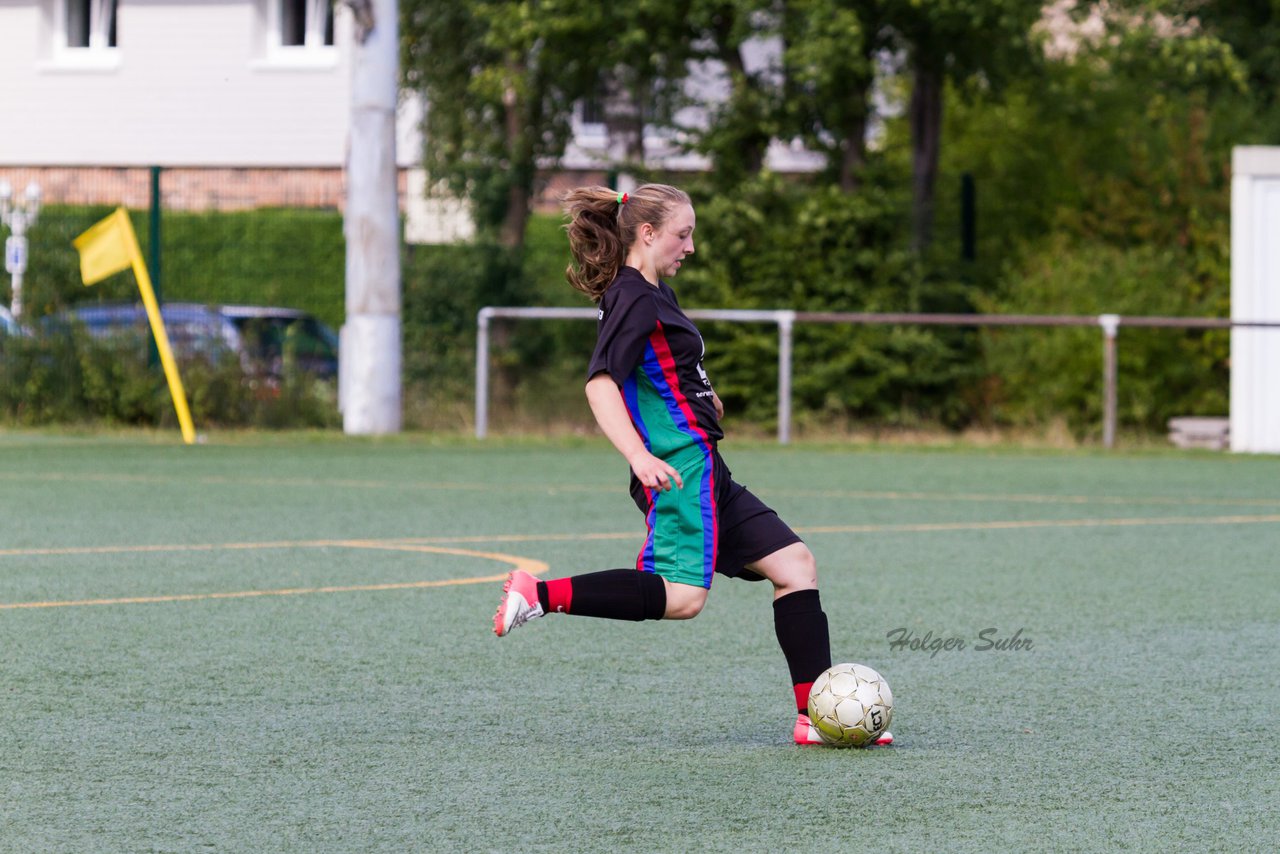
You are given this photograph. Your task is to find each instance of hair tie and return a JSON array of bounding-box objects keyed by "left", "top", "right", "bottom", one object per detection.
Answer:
[{"left": 616, "top": 192, "right": 628, "bottom": 205}]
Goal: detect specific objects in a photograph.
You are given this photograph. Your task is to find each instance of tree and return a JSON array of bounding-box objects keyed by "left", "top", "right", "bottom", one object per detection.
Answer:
[
  {"left": 783, "top": 0, "right": 891, "bottom": 191},
  {"left": 684, "top": 0, "right": 786, "bottom": 189},
  {"left": 942, "top": 0, "right": 1249, "bottom": 433},
  {"left": 592, "top": 1, "right": 701, "bottom": 179},
  {"left": 1129, "top": 1, "right": 1279, "bottom": 101},
  {"left": 885, "top": 0, "right": 1044, "bottom": 253},
  {"left": 401, "top": 1, "right": 604, "bottom": 249}
]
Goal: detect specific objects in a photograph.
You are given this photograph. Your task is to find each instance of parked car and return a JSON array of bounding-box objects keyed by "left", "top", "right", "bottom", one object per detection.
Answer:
[
  {"left": 218, "top": 304, "right": 340, "bottom": 380},
  {"left": 48, "top": 301, "right": 339, "bottom": 380}
]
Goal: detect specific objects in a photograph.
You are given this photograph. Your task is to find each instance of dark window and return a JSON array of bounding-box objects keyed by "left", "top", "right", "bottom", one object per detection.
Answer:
[
  {"left": 66, "top": 0, "right": 90, "bottom": 47},
  {"left": 281, "top": 0, "right": 307, "bottom": 46},
  {"left": 65, "top": 0, "right": 117, "bottom": 48}
]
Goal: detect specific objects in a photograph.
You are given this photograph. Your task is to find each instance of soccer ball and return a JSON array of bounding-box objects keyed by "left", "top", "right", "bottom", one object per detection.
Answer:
[{"left": 807, "top": 663, "right": 894, "bottom": 748}]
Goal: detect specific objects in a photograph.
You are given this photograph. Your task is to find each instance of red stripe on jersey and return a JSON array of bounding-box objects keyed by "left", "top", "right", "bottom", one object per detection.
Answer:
[{"left": 647, "top": 321, "right": 713, "bottom": 453}]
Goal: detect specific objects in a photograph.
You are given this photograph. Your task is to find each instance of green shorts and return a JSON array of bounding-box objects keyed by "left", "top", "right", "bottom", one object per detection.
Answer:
[{"left": 628, "top": 447, "right": 802, "bottom": 588}]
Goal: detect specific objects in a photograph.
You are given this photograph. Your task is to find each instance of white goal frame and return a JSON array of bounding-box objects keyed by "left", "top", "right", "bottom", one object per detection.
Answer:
[{"left": 476, "top": 306, "right": 1280, "bottom": 447}]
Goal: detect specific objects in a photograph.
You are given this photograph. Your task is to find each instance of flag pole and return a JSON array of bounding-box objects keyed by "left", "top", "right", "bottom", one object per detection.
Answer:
[{"left": 115, "top": 209, "right": 197, "bottom": 444}]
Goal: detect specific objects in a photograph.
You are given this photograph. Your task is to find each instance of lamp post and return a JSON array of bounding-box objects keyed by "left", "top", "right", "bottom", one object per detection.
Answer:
[{"left": 1, "top": 180, "right": 42, "bottom": 322}]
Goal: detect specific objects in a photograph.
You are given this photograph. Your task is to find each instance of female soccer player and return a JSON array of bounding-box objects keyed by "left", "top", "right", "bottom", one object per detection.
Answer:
[{"left": 492, "top": 183, "right": 890, "bottom": 746}]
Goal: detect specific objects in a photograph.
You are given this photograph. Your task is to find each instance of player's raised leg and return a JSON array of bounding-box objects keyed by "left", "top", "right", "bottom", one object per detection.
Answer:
[
  {"left": 493, "top": 567, "right": 674, "bottom": 636},
  {"left": 496, "top": 449, "right": 713, "bottom": 636}
]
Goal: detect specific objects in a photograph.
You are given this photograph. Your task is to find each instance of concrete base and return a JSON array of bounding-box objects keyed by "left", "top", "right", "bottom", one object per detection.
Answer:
[
  {"left": 340, "top": 314, "right": 401, "bottom": 435},
  {"left": 1167, "top": 417, "right": 1230, "bottom": 451}
]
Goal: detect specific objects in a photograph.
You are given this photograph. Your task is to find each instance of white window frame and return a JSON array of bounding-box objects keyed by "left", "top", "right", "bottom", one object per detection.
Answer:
[
  {"left": 43, "top": 0, "right": 121, "bottom": 71},
  {"left": 258, "top": 0, "right": 337, "bottom": 68}
]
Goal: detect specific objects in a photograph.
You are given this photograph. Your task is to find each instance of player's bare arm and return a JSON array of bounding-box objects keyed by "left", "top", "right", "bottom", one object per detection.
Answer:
[{"left": 585, "top": 373, "right": 683, "bottom": 492}]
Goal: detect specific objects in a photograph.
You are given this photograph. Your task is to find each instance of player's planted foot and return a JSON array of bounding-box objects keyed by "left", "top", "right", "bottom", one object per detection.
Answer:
[
  {"left": 793, "top": 712, "right": 824, "bottom": 745},
  {"left": 792, "top": 713, "right": 893, "bottom": 746},
  {"left": 493, "top": 569, "right": 544, "bottom": 637}
]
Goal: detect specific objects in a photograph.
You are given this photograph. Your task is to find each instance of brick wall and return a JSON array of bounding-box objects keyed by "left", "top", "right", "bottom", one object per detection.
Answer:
[
  {"left": 535, "top": 170, "right": 610, "bottom": 212},
  {"left": 3, "top": 164, "right": 670, "bottom": 216},
  {"left": 0, "top": 166, "right": 409, "bottom": 212}
]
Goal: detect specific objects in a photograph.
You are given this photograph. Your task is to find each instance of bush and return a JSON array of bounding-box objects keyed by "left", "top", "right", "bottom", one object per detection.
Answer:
[
  {"left": 675, "top": 176, "right": 983, "bottom": 429},
  {"left": 978, "top": 237, "right": 1229, "bottom": 435},
  {"left": 8, "top": 161, "right": 1234, "bottom": 437},
  {"left": 400, "top": 216, "right": 617, "bottom": 430},
  {"left": 0, "top": 324, "right": 338, "bottom": 430},
  {"left": 940, "top": 52, "right": 1236, "bottom": 437}
]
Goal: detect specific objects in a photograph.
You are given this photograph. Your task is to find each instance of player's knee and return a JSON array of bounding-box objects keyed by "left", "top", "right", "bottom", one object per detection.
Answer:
[
  {"left": 665, "top": 600, "right": 704, "bottom": 620},
  {"left": 775, "top": 545, "right": 818, "bottom": 592},
  {"left": 663, "top": 583, "right": 708, "bottom": 620}
]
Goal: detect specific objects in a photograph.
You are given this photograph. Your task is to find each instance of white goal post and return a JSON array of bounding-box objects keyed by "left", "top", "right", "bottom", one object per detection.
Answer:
[
  {"left": 475, "top": 306, "right": 797, "bottom": 442},
  {"left": 476, "top": 306, "right": 1280, "bottom": 447}
]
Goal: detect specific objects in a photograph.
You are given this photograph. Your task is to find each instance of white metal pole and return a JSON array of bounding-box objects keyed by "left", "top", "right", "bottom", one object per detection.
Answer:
[
  {"left": 476, "top": 308, "right": 492, "bottom": 439},
  {"left": 342, "top": 0, "right": 402, "bottom": 434},
  {"left": 776, "top": 310, "right": 795, "bottom": 445},
  {"left": 1099, "top": 314, "right": 1120, "bottom": 449},
  {"left": 472, "top": 306, "right": 794, "bottom": 443}
]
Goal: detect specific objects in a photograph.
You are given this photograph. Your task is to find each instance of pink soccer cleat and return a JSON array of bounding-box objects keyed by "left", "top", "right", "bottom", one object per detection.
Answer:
[
  {"left": 793, "top": 713, "right": 893, "bottom": 746},
  {"left": 493, "top": 569, "right": 544, "bottom": 637}
]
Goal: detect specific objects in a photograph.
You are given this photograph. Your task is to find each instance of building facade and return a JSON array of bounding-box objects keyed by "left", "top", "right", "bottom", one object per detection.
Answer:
[
  {"left": 1, "top": 1, "right": 817, "bottom": 226},
  {"left": 1, "top": 0, "right": 414, "bottom": 209}
]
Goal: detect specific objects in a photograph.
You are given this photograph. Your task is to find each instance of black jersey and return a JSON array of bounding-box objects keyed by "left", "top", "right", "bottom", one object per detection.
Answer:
[{"left": 586, "top": 266, "right": 723, "bottom": 458}]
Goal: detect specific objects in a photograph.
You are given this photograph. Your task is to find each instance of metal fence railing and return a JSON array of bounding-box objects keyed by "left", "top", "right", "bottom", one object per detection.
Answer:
[{"left": 475, "top": 306, "right": 1280, "bottom": 447}]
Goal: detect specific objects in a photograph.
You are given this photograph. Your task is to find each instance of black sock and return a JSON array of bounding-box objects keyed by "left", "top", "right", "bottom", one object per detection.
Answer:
[
  {"left": 536, "top": 569, "right": 666, "bottom": 621},
  {"left": 773, "top": 589, "right": 832, "bottom": 712}
]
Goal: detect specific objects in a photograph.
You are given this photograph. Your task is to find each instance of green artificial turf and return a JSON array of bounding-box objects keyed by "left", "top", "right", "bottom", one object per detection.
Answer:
[{"left": 1, "top": 432, "right": 1277, "bottom": 852}]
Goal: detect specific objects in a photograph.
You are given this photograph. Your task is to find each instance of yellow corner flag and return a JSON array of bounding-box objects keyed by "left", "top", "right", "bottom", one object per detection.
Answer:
[
  {"left": 73, "top": 208, "right": 197, "bottom": 445},
  {"left": 72, "top": 208, "right": 134, "bottom": 285}
]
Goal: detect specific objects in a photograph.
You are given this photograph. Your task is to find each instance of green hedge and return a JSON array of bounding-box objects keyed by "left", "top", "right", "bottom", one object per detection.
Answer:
[
  {"left": 399, "top": 225, "right": 602, "bottom": 430},
  {"left": 17, "top": 206, "right": 345, "bottom": 328},
  {"left": 672, "top": 177, "right": 985, "bottom": 430},
  {"left": 978, "top": 237, "right": 1229, "bottom": 436}
]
